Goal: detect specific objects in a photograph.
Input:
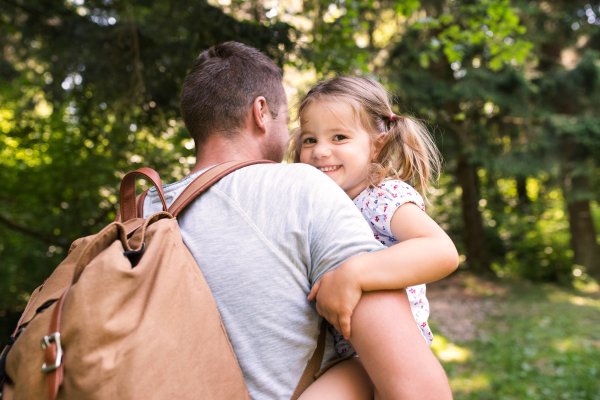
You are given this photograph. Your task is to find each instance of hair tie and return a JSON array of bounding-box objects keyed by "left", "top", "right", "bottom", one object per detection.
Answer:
[{"left": 390, "top": 113, "right": 396, "bottom": 122}]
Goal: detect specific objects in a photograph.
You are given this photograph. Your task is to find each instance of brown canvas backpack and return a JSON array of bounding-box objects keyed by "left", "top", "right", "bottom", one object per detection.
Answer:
[{"left": 0, "top": 160, "right": 327, "bottom": 400}]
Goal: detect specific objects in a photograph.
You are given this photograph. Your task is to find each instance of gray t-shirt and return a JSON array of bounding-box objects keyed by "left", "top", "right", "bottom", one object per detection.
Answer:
[{"left": 143, "top": 163, "right": 381, "bottom": 400}]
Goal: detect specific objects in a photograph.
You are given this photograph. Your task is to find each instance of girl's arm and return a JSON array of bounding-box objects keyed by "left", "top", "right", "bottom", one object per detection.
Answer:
[
  {"left": 349, "top": 202, "right": 458, "bottom": 290},
  {"left": 308, "top": 202, "right": 459, "bottom": 339}
]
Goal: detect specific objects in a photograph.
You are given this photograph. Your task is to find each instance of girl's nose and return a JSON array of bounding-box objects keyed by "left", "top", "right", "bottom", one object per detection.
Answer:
[{"left": 312, "top": 142, "right": 331, "bottom": 159}]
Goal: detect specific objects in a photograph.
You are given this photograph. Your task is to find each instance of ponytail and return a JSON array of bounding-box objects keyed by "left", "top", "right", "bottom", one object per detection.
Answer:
[{"left": 370, "top": 115, "right": 441, "bottom": 197}]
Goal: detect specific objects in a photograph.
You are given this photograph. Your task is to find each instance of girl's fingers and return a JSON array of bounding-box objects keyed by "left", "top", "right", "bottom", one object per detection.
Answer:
[
  {"left": 340, "top": 313, "right": 352, "bottom": 340},
  {"left": 332, "top": 314, "right": 343, "bottom": 335},
  {"left": 316, "top": 301, "right": 324, "bottom": 317},
  {"left": 307, "top": 280, "right": 321, "bottom": 301}
]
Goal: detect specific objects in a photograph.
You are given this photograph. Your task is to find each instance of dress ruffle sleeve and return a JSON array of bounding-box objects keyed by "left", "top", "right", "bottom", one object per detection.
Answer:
[{"left": 360, "top": 180, "right": 425, "bottom": 239}]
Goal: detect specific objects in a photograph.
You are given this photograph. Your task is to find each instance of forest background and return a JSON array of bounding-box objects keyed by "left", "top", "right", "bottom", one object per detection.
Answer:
[{"left": 1, "top": 0, "right": 599, "bottom": 398}]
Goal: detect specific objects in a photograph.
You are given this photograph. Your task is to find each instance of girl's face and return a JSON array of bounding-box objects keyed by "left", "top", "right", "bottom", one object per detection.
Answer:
[{"left": 299, "top": 101, "right": 375, "bottom": 199}]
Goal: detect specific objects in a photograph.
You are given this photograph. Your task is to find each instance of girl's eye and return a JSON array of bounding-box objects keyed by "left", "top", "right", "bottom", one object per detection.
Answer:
[
  {"left": 302, "top": 137, "right": 316, "bottom": 144},
  {"left": 333, "top": 134, "right": 348, "bottom": 141}
]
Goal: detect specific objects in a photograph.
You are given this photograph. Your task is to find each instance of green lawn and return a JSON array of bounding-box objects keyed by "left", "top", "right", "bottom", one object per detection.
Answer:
[{"left": 429, "top": 276, "right": 600, "bottom": 400}]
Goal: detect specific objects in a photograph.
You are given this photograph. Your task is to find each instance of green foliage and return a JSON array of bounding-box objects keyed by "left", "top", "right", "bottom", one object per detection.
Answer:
[
  {"left": 485, "top": 176, "right": 574, "bottom": 282},
  {"left": 415, "top": 0, "right": 533, "bottom": 70}
]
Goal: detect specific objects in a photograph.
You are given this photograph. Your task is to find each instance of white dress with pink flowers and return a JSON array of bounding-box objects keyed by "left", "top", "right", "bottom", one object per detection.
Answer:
[{"left": 331, "top": 180, "right": 434, "bottom": 357}]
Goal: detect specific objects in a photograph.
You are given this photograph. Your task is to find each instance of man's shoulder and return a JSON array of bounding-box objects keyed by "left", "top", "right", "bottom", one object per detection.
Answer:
[
  {"left": 228, "top": 163, "right": 338, "bottom": 191},
  {"left": 215, "top": 162, "right": 351, "bottom": 212},
  {"left": 234, "top": 162, "right": 322, "bottom": 178}
]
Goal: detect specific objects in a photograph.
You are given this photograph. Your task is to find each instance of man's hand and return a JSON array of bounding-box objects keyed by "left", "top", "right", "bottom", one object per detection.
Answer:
[{"left": 307, "top": 262, "right": 362, "bottom": 340}]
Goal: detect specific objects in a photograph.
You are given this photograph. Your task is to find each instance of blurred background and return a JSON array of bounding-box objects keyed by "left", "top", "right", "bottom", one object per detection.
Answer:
[{"left": 1, "top": 0, "right": 599, "bottom": 398}]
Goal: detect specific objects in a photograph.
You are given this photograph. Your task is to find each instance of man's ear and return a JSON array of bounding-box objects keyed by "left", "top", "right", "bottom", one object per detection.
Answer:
[{"left": 252, "top": 96, "right": 270, "bottom": 134}]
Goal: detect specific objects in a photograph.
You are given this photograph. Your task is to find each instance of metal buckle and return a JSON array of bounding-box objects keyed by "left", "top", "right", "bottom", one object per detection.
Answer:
[{"left": 40, "top": 332, "right": 62, "bottom": 373}]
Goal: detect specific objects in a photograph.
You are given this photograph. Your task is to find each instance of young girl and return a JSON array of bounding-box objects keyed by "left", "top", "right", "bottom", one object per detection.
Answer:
[{"left": 290, "top": 76, "right": 459, "bottom": 399}]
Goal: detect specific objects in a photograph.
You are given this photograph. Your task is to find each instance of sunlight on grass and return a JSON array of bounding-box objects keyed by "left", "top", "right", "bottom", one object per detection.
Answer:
[
  {"left": 546, "top": 289, "right": 600, "bottom": 311},
  {"left": 569, "top": 295, "right": 600, "bottom": 309},
  {"left": 553, "top": 338, "right": 574, "bottom": 353},
  {"left": 574, "top": 278, "right": 600, "bottom": 294},
  {"left": 449, "top": 374, "right": 491, "bottom": 393},
  {"left": 431, "top": 335, "right": 472, "bottom": 362}
]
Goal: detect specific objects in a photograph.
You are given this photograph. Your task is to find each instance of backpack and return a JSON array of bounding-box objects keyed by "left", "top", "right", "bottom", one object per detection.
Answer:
[{"left": 0, "top": 160, "right": 327, "bottom": 400}]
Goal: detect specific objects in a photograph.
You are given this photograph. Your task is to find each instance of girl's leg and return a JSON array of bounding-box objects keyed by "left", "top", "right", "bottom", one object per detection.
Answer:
[
  {"left": 298, "top": 357, "right": 374, "bottom": 400},
  {"left": 349, "top": 289, "right": 452, "bottom": 400}
]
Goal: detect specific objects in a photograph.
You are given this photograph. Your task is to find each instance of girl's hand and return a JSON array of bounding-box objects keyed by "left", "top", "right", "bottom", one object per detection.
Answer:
[{"left": 308, "top": 262, "right": 362, "bottom": 340}]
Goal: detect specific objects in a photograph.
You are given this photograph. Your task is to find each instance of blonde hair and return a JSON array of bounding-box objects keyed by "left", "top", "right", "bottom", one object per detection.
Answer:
[{"left": 290, "top": 76, "right": 441, "bottom": 197}]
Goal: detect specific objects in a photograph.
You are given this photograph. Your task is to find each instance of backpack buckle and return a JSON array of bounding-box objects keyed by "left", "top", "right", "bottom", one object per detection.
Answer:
[{"left": 40, "top": 332, "right": 63, "bottom": 373}]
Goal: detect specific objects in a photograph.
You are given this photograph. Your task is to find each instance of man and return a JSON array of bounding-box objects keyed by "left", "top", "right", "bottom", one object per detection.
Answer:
[{"left": 142, "top": 42, "right": 451, "bottom": 399}]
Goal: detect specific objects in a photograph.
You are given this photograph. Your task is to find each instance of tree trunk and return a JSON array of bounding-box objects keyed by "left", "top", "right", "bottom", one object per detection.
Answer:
[
  {"left": 251, "top": 0, "right": 265, "bottom": 23},
  {"left": 516, "top": 176, "right": 530, "bottom": 208},
  {"left": 456, "top": 156, "right": 492, "bottom": 275},
  {"left": 561, "top": 138, "right": 600, "bottom": 280},
  {"left": 367, "top": 18, "right": 375, "bottom": 53},
  {"left": 564, "top": 174, "right": 600, "bottom": 280},
  {"left": 567, "top": 199, "right": 600, "bottom": 274}
]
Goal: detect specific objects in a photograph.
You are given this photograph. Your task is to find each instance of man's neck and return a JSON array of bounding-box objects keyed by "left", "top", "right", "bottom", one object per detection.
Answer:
[{"left": 189, "top": 133, "right": 264, "bottom": 175}]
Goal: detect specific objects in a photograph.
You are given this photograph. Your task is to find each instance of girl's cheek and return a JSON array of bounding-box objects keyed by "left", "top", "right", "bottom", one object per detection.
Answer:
[{"left": 299, "top": 149, "right": 308, "bottom": 164}]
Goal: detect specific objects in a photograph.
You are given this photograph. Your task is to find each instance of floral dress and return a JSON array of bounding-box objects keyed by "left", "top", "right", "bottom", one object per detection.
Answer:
[{"left": 331, "top": 180, "right": 434, "bottom": 357}]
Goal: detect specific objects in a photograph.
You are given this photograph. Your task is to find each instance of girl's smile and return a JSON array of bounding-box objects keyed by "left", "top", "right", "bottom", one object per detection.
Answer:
[
  {"left": 299, "top": 101, "right": 374, "bottom": 199},
  {"left": 316, "top": 165, "right": 342, "bottom": 173}
]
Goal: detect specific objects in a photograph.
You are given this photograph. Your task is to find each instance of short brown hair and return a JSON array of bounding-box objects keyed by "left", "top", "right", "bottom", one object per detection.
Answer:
[
  {"left": 180, "top": 41, "right": 286, "bottom": 145},
  {"left": 290, "top": 76, "right": 441, "bottom": 198}
]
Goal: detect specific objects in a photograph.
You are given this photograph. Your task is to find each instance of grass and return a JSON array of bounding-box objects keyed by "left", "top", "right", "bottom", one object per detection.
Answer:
[{"left": 429, "top": 276, "right": 600, "bottom": 400}]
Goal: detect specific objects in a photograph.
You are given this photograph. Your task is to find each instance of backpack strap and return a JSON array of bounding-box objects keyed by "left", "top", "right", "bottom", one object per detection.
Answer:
[
  {"left": 133, "top": 160, "right": 276, "bottom": 218},
  {"left": 137, "top": 189, "right": 149, "bottom": 218},
  {"left": 41, "top": 286, "right": 71, "bottom": 400},
  {"left": 291, "top": 319, "right": 328, "bottom": 400},
  {"left": 167, "top": 160, "right": 276, "bottom": 217},
  {"left": 114, "top": 191, "right": 149, "bottom": 223},
  {"left": 119, "top": 167, "right": 168, "bottom": 222}
]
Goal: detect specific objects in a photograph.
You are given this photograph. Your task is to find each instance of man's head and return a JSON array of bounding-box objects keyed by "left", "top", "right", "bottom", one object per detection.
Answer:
[{"left": 180, "top": 41, "right": 289, "bottom": 161}]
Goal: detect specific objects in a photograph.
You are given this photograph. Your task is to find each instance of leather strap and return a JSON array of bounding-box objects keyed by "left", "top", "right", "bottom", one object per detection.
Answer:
[
  {"left": 114, "top": 191, "right": 149, "bottom": 223},
  {"left": 290, "top": 319, "right": 328, "bottom": 400},
  {"left": 119, "top": 168, "right": 167, "bottom": 222},
  {"left": 167, "top": 160, "right": 275, "bottom": 217},
  {"left": 44, "top": 286, "right": 70, "bottom": 400},
  {"left": 129, "top": 160, "right": 274, "bottom": 218},
  {"left": 137, "top": 189, "right": 149, "bottom": 218},
  {"left": 314, "top": 353, "right": 355, "bottom": 380}
]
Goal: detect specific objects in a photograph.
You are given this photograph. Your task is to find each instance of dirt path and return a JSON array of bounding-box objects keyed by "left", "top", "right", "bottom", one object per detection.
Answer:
[{"left": 426, "top": 274, "right": 504, "bottom": 342}]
